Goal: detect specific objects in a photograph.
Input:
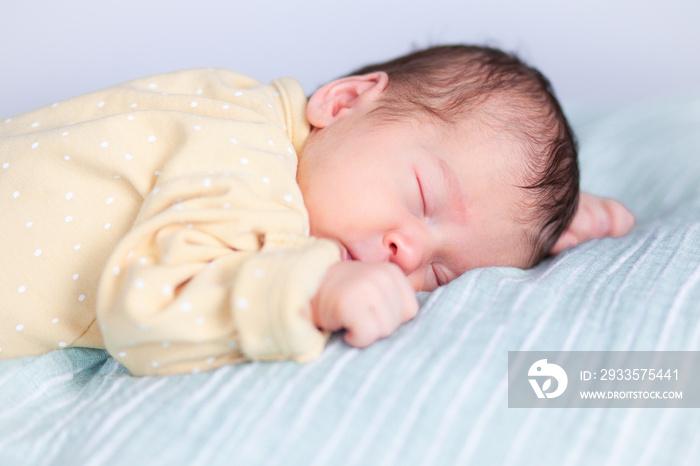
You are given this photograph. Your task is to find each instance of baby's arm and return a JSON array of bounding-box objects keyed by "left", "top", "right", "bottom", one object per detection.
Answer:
[
  {"left": 549, "top": 193, "right": 636, "bottom": 255},
  {"left": 311, "top": 262, "right": 419, "bottom": 347}
]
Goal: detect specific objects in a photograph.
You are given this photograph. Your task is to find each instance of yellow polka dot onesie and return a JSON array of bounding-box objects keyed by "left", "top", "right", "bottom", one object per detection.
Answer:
[{"left": 0, "top": 69, "right": 341, "bottom": 375}]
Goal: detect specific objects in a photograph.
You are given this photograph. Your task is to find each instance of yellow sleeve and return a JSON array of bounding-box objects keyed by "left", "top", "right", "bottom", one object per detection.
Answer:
[
  {"left": 97, "top": 176, "right": 340, "bottom": 376},
  {"left": 88, "top": 70, "right": 340, "bottom": 376}
]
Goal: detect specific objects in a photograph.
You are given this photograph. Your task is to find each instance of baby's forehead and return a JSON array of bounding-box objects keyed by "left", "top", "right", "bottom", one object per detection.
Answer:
[{"left": 439, "top": 117, "right": 533, "bottom": 181}]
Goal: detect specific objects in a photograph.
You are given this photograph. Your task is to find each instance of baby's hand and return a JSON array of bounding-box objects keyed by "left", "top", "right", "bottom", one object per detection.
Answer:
[
  {"left": 550, "top": 192, "right": 636, "bottom": 254},
  {"left": 311, "top": 261, "right": 419, "bottom": 348}
]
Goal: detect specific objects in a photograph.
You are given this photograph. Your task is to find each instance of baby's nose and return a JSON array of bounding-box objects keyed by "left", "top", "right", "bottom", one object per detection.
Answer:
[{"left": 382, "top": 231, "right": 424, "bottom": 276}]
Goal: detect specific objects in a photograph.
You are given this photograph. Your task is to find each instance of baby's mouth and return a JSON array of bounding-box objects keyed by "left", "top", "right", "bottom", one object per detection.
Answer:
[{"left": 339, "top": 244, "right": 356, "bottom": 261}]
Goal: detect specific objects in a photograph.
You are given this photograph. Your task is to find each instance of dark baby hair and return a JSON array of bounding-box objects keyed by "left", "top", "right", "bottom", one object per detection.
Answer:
[{"left": 347, "top": 45, "right": 579, "bottom": 267}]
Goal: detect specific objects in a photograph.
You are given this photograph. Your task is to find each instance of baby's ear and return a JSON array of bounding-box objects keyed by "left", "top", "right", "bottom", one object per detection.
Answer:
[
  {"left": 306, "top": 72, "right": 388, "bottom": 128},
  {"left": 549, "top": 193, "right": 636, "bottom": 255}
]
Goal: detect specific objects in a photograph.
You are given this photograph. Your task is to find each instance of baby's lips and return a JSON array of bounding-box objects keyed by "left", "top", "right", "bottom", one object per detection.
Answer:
[
  {"left": 330, "top": 241, "right": 350, "bottom": 261},
  {"left": 334, "top": 242, "right": 355, "bottom": 261},
  {"left": 341, "top": 246, "right": 355, "bottom": 261}
]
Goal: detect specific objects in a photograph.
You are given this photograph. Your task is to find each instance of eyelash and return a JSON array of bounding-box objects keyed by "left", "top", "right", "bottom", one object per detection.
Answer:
[
  {"left": 431, "top": 264, "right": 445, "bottom": 287},
  {"left": 430, "top": 264, "right": 442, "bottom": 286}
]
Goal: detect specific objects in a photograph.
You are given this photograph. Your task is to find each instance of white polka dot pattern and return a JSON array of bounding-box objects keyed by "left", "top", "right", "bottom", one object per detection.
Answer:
[{"left": 0, "top": 68, "right": 340, "bottom": 375}]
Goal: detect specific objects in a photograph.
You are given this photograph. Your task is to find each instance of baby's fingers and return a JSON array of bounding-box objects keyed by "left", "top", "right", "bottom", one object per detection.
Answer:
[
  {"left": 601, "top": 198, "right": 635, "bottom": 237},
  {"left": 579, "top": 193, "right": 635, "bottom": 238},
  {"left": 379, "top": 262, "right": 419, "bottom": 325},
  {"left": 344, "top": 321, "right": 383, "bottom": 348},
  {"left": 345, "top": 265, "right": 417, "bottom": 348},
  {"left": 343, "top": 303, "right": 405, "bottom": 348},
  {"left": 549, "top": 193, "right": 635, "bottom": 255},
  {"left": 398, "top": 274, "right": 419, "bottom": 323}
]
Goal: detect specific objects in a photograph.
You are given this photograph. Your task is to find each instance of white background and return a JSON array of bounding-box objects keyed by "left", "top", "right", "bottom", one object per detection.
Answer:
[{"left": 1, "top": 0, "right": 699, "bottom": 117}]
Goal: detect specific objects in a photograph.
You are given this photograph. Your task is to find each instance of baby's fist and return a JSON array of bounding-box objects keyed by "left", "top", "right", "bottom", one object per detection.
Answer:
[
  {"left": 550, "top": 193, "right": 636, "bottom": 255},
  {"left": 311, "top": 261, "right": 418, "bottom": 348}
]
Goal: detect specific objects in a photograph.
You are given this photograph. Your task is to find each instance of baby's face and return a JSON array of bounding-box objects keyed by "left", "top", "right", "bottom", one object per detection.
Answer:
[{"left": 298, "top": 110, "right": 533, "bottom": 292}]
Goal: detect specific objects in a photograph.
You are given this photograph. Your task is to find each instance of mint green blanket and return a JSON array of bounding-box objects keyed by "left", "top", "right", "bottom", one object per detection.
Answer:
[{"left": 1, "top": 94, "right": 699, "bottom": 466}]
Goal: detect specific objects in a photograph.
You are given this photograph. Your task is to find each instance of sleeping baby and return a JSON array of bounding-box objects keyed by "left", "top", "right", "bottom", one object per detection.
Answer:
[{"left": 0, "top": 45, "right": 634, "bottom": 375}]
